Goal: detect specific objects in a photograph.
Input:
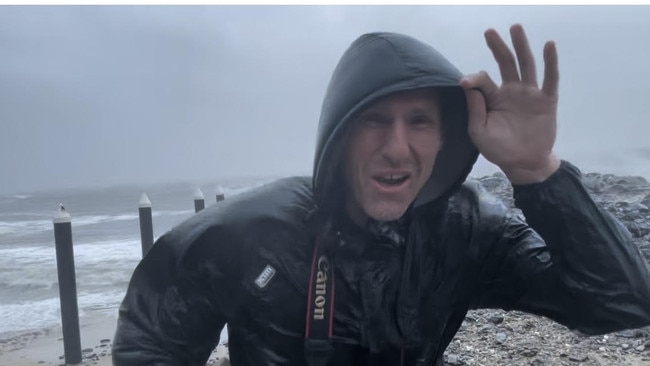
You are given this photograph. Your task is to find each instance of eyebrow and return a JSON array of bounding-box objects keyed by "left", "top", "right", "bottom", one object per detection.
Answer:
[
  {"left": 359, "top": 104, "right": 438, "bottom": 116},
  {"left": 408, "top": 107, "right": 439, "bottom": 116},
  {"left": 357, "top": 110, "right": 384, "bottom": 119}
]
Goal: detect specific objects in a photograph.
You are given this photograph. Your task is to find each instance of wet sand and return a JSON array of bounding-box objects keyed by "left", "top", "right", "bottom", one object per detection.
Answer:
[
  {"left": 0, "top": 314, "right": 230, "bottom": 366},
  {"left": 0, "top": 314, "right": 115, "bottom": 366}
]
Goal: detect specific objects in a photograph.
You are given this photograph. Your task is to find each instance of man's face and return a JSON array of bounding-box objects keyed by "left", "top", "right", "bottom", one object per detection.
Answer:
[{"left": 344, "top": 88, "right": 443, "bottom": 224}]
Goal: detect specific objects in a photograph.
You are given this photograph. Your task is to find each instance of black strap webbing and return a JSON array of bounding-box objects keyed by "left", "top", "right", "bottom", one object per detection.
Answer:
[{"left": 304, "top": 238, "right": 335, "bottom": 366}]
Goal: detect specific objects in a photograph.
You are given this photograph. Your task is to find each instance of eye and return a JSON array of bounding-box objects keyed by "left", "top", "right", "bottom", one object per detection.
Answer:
[
  {"left": 409, "top": 115, "right": 437, "bottom": 128},
  {"left": 358, "top": 113, "right": 388, "bottom": 127}
]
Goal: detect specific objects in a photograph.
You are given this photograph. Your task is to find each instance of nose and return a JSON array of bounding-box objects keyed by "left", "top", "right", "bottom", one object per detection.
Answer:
[{"left": 381, "top": 119, "right": 411, "bottom": 165}]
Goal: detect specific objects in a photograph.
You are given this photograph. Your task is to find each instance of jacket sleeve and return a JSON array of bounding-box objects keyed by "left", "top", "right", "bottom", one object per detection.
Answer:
[
  {"left": 112, "top": 214, "right": 245, "bottom": 365},
  {"left": 473, "top": 160, "right": 650, "bottom": 335}
]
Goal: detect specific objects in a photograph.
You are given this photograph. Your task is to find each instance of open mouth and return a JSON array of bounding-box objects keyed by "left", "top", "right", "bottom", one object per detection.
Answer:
[{"left": 374, "top": 174, "right": 409, "bottom": 186}]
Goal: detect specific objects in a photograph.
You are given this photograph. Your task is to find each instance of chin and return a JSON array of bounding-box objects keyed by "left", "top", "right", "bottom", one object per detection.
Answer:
[{"left": 366, "top": 204, "right": 409, "bottom": 222}]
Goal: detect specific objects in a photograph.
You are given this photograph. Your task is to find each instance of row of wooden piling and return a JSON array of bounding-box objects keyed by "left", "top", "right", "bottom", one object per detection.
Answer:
[{"left": 52, "top": 187, "right": 225, "bottom": 364}]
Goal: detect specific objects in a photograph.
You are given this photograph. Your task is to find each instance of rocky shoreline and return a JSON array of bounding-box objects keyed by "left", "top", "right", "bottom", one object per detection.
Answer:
[
  {"left": 444, "top": 308, "right": 649, "bottom": 366},
  {"left": 442, "top": 171, "right": 650, "bottom": 366}
]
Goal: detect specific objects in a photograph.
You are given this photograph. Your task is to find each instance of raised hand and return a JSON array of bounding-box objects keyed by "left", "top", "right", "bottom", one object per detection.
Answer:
[{"left": 460, "top": 24, "right": 561, "bottom": 184}]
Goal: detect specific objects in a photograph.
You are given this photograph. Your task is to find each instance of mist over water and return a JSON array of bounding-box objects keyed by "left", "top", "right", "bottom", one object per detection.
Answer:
[{"left": 0, "top": 178, "right": 271, "bottom": 335}]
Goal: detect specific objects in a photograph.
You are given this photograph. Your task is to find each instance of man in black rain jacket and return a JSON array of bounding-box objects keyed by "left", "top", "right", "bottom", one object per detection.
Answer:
[{"left": 113, "top": 24, "right": 650, "bottom": 365}]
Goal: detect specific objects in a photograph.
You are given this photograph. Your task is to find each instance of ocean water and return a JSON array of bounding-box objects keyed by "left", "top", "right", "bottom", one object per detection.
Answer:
[{"left": 0, "top": 178, "right": 274, "bottom": 336}]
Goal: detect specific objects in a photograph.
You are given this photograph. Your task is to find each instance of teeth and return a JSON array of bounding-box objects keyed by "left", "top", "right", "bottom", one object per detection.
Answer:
[
  {"left": 377, "top": 174, "right": 407, "bottom": 184},
  {"left": 384, "top": 174, "right": 405, "bottom": 181}
]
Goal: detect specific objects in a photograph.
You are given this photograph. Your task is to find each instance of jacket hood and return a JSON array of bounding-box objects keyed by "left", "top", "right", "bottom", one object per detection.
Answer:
[{"left": 313, "top": 32, "right": 478, "bottom": 213}]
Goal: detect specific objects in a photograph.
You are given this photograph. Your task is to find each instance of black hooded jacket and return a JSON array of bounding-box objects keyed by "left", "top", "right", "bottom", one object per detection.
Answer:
[{"left": 113, "top": 33, "right": 650, "bottom": 365}]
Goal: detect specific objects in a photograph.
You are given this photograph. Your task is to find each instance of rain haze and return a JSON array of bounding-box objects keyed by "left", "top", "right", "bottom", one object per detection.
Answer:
[{"left": 1, "top": 5, "right": 650, "bottom": 195}]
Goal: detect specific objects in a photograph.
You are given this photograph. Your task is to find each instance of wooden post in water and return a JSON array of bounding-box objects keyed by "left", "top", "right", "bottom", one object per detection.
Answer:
[
  {"left": 215, "top": 186, "right": 225, "bottom": 203},
  {"left": 53, "top": 205, "right": 82, "bottom": 364},
  {"left": 194, "top": 188, "right": 205, "bottom": 213},
  {"left": 138, "top": 193, "right": 154, "bottom": 258}
]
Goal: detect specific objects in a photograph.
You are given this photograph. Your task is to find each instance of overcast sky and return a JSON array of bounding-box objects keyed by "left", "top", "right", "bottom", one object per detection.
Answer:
[{"left": 1, "top": 5, "right": 649, "bottom": 195}]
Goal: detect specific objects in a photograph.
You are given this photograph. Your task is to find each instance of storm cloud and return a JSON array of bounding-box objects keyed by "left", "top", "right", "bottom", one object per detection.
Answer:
[{"left": 1, "top": 6, "right": 649, "bottom": 194}]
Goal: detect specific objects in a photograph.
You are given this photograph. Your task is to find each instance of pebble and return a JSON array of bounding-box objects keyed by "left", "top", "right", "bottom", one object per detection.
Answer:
[{"left": 495, "top": 332, "right": 507, "bottom": 344}]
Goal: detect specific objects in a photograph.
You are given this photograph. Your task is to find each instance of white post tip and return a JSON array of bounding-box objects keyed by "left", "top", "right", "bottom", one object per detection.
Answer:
[
  {"left": 193, "top": 188, "right": 204, "bottom": 200},
  {"left": 215, "top": 185, "right": 224, "bottom": 195},
  {"left": 53, "top": 210, "right": 71, "bottom": 224},
  {"left": 139, "top": 193, "right": 151, "bottom": 208}
]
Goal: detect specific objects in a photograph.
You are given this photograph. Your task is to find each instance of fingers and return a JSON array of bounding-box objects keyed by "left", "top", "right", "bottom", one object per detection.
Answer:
[
  {"left": 462, "top": 87, "right": 488, "bottom": 139},
  {"left": 460, "top": 71, "right": 499, "bottom": 104},
  {"left": 510, "top": 24, "right": 538, "bottom": 86},
  {"left": 542, "top": 41, "right": 559, "bottom": 97},
  {"left": 476, "top": 24, "right": 558, "bottom": 95},
  {"left": 484, "top": 28, "right": 520, "bottom": 83},
  {"left": 460, "top": 72, "right": 493, "bottom": 137}
]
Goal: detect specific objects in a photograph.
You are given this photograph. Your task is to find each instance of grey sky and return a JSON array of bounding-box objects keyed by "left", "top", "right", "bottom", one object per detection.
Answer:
[{"left": 1, "top": 5, "right": 649, "bottom": 195}]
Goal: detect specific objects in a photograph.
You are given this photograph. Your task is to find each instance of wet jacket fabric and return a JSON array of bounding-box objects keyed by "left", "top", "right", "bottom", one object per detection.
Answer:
[{"left": 113, "top": 32, "right": 650, "bottom": 365}]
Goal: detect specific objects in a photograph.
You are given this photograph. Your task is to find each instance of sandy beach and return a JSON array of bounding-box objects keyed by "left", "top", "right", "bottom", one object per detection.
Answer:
[
  {"left": 0, "top": 313, "right": 116, "bottom": 366},
  {"left": 0, "top": 313, "right": 230, "bottom": 366}
]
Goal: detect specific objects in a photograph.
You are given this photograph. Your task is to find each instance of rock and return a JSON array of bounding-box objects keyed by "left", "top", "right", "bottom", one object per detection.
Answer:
[
  {"left": 100, "top": 338, "right": 111, "bottom": 343},
  {"left": 446, "top": 353, "right": 462, "bottom": 365},
  {"left": 637, "top": 345, "right": 646, "bottom": 352},
  {"left": 582, "top": 173, "right": 605, "bottom": 193},
  {"left": 495, "top": 332, "right": 507, "bottom": 344},
  {"left": 488, "top": 315, "right": 504, "bottom": 325},
  {"left": 642, "top": 194, "right": 650, "bottom": 208},
  {"left": 216, "top": 358, "right": 231, "bottom": 366},
  {"left": 529, "top": 358, "right": 551, "bottom": 366},
  {"left": 568, "top": 354, "right": 588, "bottom": 362},
  {"left": 617, "top": 329, "right": 646, "bottom": 338},
  {"left": 522, "top": 320, "right": 535, "bottom": 330},
  {"left": 82, "top": 347, "right": 94, "bottom": 353},
  {"left": 622, "top": 343, "right": 630, "bottom": 350},
  {"left": 521, "top": 348, "right": 538, "bottom": 357}
]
